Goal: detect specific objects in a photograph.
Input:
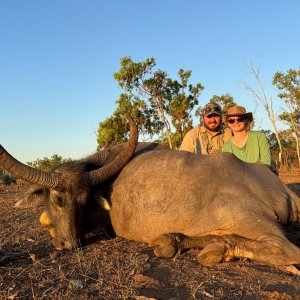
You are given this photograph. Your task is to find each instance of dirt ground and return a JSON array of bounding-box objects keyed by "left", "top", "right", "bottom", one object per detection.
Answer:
[{"left": 1, "top": 173, "right": 300, "bottom": 300}]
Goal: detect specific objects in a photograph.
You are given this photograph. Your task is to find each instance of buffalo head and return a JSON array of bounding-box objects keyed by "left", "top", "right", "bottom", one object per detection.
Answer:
[{"left": 0, "top": 116, "right": 138, "bottom": 250}]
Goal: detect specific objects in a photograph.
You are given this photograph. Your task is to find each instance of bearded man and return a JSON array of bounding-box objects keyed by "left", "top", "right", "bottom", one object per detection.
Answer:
[{"left": 180, "top": 102, "right": 231, "bottom": 155}]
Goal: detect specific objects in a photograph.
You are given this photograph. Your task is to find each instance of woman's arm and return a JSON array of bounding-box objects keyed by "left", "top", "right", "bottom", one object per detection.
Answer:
[{"left": 258, "top": 132, "right": 271, "bottom": 165}]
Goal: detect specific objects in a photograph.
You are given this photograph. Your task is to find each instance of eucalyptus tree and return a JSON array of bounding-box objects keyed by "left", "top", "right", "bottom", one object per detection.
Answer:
[
  {"left": 112, "top": 56, "right": 204, "bottom": 148},
  {"left": 208, "top": 94, "right": 236, "bottom": 114},
  {"left": 273, "top": 68, "right": 300, "bottom": 109},
  {"left": 242, "top": 63, "right": 282, "bottom": 164},
  {"left": 30, "top": 155, "right": 69, "bottom": 172},
  {"left": 272, "top": 68, "right": 300, "bottom": 166},
  {"left": 97, "top": 93, "right": 163, "bottom": 148}
]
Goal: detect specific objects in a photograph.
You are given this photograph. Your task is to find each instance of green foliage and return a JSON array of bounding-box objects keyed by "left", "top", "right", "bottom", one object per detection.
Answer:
[
  {"left": 264, "top": 129, "right": 298, "bottom": 167},
  {"left": 273, "top": 68, "right": 300, "bottom": 128},
  {"left": 114, "top": 56, "right": 156, "bottom": 91},
  {"left": 0, "top": 167, "right": 16, "bottom": 185},
  {"left": 167, "top": 69, "right": 204, "bottom": 147},
  {"left": 117, "top": 94, "right": 164, "bottom": 138},
  {"left": 209, "top": 94, "right": 237, "bottom": 114},
  {"left": 97, "top": 93, "right": 164, "bottom": 148},
  {"left": 97, "top": 113, "right": 128, "bottom": 149},
  {"left": 278, "top": 109, "right": 300, "bottom": 125},
  {"left": 30, "top": 154, "right": 68, "bottom": 172},
  {"left": 263, "top": 130, "right": 279, "bottom": 151},
  {"left": 273, "top": 68, "right": 300, "bottom": 106},
  {"left": 101, "top": 56, "right": 204, "bottom": 148},
  {"left": 272, "top": 68, "right": 300, "bottom": 167}
]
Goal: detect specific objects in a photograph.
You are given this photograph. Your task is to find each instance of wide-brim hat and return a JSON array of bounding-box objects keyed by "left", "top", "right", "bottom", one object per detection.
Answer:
[{"left": 223, "top": 106, "right": 253, "bottom": 125}]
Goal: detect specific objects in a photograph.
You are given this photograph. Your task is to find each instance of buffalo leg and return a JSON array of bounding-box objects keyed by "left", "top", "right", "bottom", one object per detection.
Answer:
[
  {"left": 150, "top": 233, "right": 229, "bottom": 259},
  {"left": 186, "top": 234, "right": 300, "bottom": 266},
  {"left": 222, "top": 235, "right": 300, "bottom": 266},
  {"left": 150, "top": 233, "right": 186, "bottom": 258},
  {"left": 150, "top": 233, "right": 300, "bottom": 266}
]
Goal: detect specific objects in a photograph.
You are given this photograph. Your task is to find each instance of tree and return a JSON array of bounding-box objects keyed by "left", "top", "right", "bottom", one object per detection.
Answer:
[
  {"left": 30, "top": 155, "right": 69, "bottom": 172},
  {"left": 273, "top": 68, "right": 300, "bottom": 166},
  {"left": 264, "top": 129, "right": 299, "bottom": 168},
  {"left": 111, "top": 56, "right": 204, "bottom": 149},
  {"left": 209, "top": 94, "right": 237, "bottom": 114},
  {"left": 97, "top": 114, "right": 127, "bottom": 149},
  {"left": 97, "top": 93, "right": 163, "bottom": 148},
  {"left": 167, "top": 69, "right": 203, "bottom": 147},
  {"left": 0, "top": 167, "right": 16, "bottom": 185},
  {"left": 277, "top": 109, "right": 300, "bottom": 166},
  {"left": 242, "top": 63, "right": 283, "bottom": 165},
  {"left": 273, "top": 68, "right": 300, "bottom": 108}
]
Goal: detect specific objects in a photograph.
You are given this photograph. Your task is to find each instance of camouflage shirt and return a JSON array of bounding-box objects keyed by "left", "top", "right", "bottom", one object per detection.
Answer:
[{"left": 179, "top": 125, "right": 232, "bottom": 155}]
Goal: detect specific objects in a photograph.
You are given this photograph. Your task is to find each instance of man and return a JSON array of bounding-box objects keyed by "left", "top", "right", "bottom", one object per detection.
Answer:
[{"left": 179, "top": 102, "right": 231, "bottom": 155}]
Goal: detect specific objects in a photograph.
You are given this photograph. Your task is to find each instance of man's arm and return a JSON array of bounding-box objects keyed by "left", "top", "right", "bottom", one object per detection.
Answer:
[{"left": 179, "top": 131, "right": 196, "bottom": 153}]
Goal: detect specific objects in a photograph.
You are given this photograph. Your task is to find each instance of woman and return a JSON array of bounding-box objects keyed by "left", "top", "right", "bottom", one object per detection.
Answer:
[{"left": 222, "top": 105, "right": 271, "bottom": 166}]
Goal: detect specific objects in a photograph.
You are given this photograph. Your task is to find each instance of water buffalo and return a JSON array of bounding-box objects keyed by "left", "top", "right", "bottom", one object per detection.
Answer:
[{"left": 1, "top": 118, "right": 300, "bottom": 273}]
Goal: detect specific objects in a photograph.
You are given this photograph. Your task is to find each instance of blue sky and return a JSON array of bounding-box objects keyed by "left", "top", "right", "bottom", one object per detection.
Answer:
[{"left": 1, "top": 0, "right": 299, "bottom": 162}]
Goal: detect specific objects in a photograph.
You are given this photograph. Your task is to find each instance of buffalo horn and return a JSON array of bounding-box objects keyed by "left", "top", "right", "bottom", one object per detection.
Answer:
[
  {"left": 0, "top": 146, "right": 59, "bottom": 188},
  {"left": 88, "top": 115, "right": 138, "bottom": 185}
]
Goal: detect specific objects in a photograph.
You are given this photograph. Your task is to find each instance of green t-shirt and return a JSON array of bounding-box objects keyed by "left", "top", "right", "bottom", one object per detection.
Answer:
[{"left": 222, "top": 131, "right": 271, "bottom": 166}]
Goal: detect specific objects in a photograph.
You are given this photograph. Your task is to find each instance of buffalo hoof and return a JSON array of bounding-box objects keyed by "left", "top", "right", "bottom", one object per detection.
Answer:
[
  {"left": 150, "top": 233, "right": 183, "bottom": 258},
  {"left": 154, "top": 245, "right": 177, "bottom": 258},
  {"left": 197, "top": 242, "right": 226, "bottom": 266}
]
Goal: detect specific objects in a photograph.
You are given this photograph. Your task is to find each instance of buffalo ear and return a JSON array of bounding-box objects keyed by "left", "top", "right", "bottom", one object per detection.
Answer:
[{"left": 15, "top": 185, "right": 46, "bottom": 207}]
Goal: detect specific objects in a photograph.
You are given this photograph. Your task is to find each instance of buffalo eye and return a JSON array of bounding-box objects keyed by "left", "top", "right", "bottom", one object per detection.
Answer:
[
  {"left": 54, "top": 196, "right": 63, "bottom": 208},
  {"left": 50, "top": 191, "right": 63, "bottom": 208}
]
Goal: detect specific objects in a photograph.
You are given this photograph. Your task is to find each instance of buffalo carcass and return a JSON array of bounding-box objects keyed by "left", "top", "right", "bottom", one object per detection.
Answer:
[{"left": 1, "top": 121, "right": 300, "bottom": 272}]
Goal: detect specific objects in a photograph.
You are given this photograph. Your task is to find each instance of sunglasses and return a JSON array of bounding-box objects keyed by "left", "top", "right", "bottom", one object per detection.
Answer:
[
  {"left": 228, "top": 117, "right": 245, "bottom": 124},
  {"left": 204, "top": 107, "right": 221, "bottom": 114}
]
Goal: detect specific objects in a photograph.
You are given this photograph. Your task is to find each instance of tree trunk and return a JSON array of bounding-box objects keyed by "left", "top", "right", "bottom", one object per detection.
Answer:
[
  {"left": 292, "top": 132, "right": 300, "bottom": 167},
  {"left": 161, "top": 112, "right": 173, "bottom": 149},
  {"left": 274, "top": 130, "right": 283, "bottom": 166},
  {"left": 157, "top": 104, "right": 173, "bottom": 149}
]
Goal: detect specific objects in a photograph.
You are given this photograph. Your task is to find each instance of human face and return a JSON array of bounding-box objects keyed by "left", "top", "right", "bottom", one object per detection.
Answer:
[
  {"left": 202, "top": 114, "right": 222, "bottom": 132},
  {"left": 227, "top": 116, "right": 247, "bottom": 132}
]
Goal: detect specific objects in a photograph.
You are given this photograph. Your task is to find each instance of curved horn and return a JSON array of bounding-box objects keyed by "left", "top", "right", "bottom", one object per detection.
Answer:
[
  {"left": 0, "top": 146, "right": 59, "bottom": 188},
  {"left": 88, "top": 115, "right": 138, "bottom": 185}
]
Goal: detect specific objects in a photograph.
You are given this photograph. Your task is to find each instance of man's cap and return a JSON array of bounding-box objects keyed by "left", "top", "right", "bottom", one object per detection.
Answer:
[{"left": 202, "top": 102, "right": 222, "bottom": 116}]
